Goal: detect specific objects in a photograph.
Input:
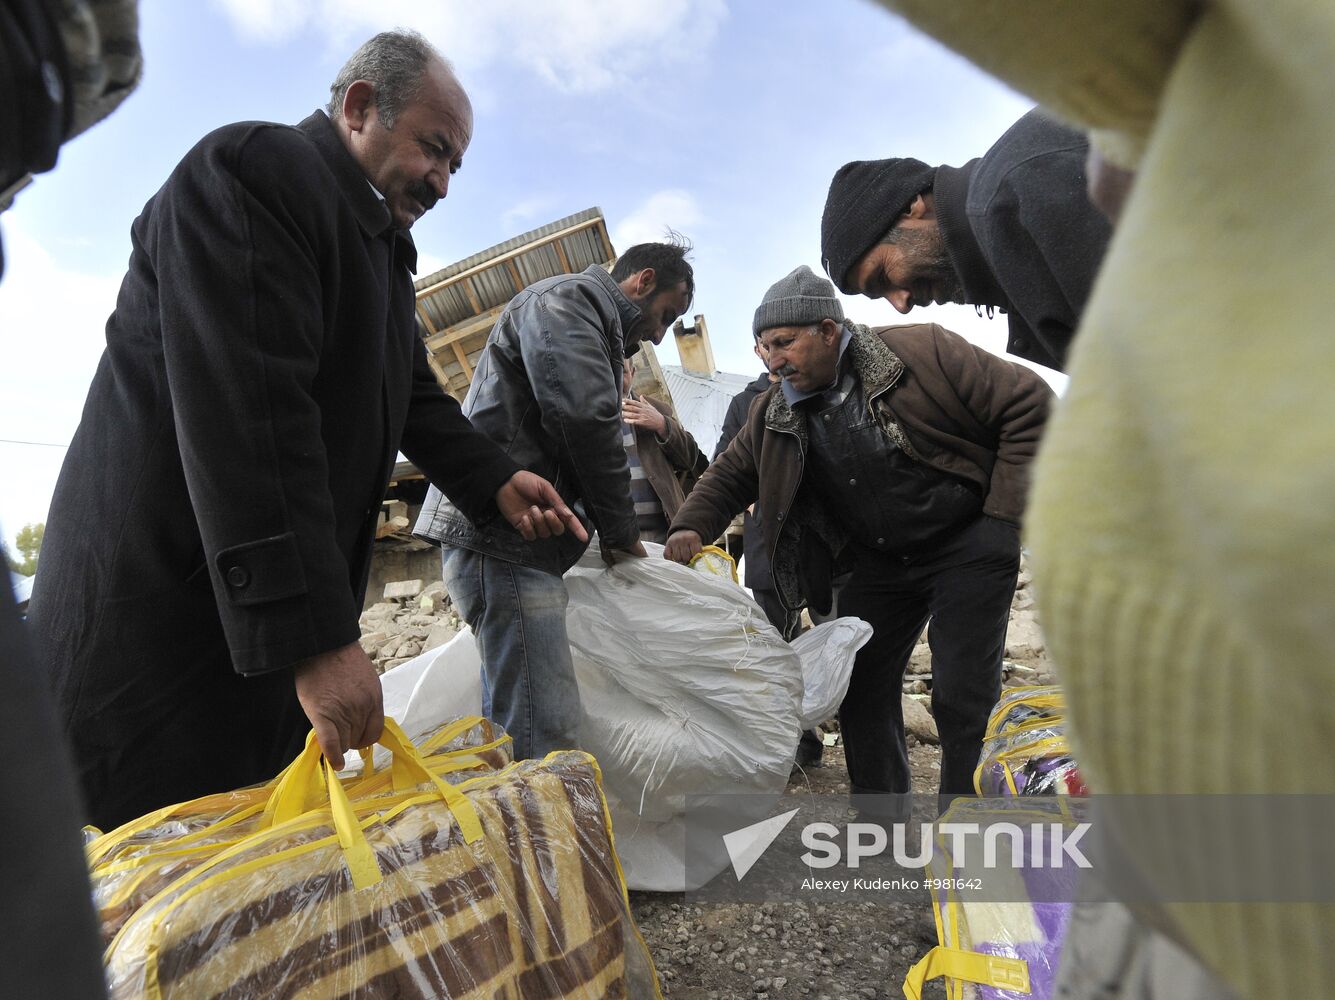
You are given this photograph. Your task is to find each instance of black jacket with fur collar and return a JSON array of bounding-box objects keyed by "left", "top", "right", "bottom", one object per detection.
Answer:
[{"left": 670, "top": 322, "right": 1052, "bottom": 611}]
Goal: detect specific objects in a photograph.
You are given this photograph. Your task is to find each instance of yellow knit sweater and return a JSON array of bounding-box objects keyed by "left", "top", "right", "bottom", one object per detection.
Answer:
[{"left": 874, "top": 1, "right": 1335, "bottom": 996}]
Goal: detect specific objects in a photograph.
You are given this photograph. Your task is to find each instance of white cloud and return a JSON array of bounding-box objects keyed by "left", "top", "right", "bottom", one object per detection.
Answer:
[
  {"left": 0, "top": 222, "right": 120, "bottom": 543},
  {"left": 500, "top": 196, "right": 556, "bottom": 231},
  {"left": 211, "top": 0, "right": 727, "bottom": 94},
  {"left": 208, "top": 0, "right": 313, "bottom": 44},
  {"left": 612, "top": 189, "right": 703, "bottom": 253}
]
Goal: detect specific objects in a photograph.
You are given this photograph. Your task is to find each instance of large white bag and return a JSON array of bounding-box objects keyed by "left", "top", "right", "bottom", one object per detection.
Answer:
[
  {"left": 791, "top": 616, "right": 872, "bottom": 729},
  {"left": 374, "top": 542, "right": 868, "bottom": 890}
]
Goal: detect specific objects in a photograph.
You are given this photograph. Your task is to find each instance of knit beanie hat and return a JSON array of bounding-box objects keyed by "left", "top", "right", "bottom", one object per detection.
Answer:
[
  {"left": 752, "top": 265, "right": 844, "bottom": 337},
  {"left": 820, "top": 157, "right": 936, "bottom": 293}
]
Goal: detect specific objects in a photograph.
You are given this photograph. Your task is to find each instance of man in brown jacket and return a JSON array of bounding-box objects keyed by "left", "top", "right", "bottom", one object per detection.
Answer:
[
  {"left": 620, "top": 358, "right": 708, "bottom": 542},
  {"left": 665, "top": 265, "right": 1051, "bottom": 804}
]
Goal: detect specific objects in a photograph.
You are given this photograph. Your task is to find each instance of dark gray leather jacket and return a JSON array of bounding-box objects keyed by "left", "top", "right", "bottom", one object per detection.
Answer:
[{"left": 414, "top": 265, "right": 642, "bottom": 573}]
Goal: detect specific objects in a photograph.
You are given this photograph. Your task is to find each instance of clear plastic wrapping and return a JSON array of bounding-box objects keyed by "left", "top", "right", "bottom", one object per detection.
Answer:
[
  {"left": 904, "top": 798, "right": 1086, "bottom": 1000},
  {"left": 984, "top": 685, "right": 1066, "bottom": 738},
  {"left": 89, "top": 717, "right": 511, "bottom": 949},
  {"left": 103, "top": 720, "right": 659, "bottom": 999}
]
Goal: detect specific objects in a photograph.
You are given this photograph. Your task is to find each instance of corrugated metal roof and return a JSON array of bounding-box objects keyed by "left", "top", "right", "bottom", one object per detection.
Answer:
[
  {"left": 413, "top": 207, "right": 611, "bottom": 335},
  {"left": 660, "top": 366, "right": 756, "bottom": 458}
]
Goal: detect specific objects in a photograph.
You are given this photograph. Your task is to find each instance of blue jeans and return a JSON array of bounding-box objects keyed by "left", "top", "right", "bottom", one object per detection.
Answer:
[{"left": 440, "top": 547, "right": 583, "bottom": 761}]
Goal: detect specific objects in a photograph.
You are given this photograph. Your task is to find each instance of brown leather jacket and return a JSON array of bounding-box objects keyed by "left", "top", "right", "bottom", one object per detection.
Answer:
[
  {"left": 630, "top": 394, "right": 708, "bottom": 523},
  {"left": 669, "top": 321, "right": 1052, "bottom": 610}
]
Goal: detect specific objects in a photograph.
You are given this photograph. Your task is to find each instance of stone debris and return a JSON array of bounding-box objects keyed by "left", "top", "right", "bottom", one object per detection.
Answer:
[
  {"left": 902, "top": 554, "right": 1055, "bottom": 694},
  {"left": 901, "top": 694, "right": 939, "bottom": 745},
  {"left": 382, "top": 578, "right": 424, "bottom": 601},
  {"left": 358, "top": 579, "right": 459, "bottom": 673}
]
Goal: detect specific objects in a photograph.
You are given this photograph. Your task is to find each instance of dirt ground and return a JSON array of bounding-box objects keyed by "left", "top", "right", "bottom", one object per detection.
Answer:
[{"left": 630, "top": 739, "right": 949, "bottom": 1000}]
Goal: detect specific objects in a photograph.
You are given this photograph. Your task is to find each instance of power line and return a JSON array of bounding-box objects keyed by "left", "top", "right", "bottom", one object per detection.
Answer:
[{"left": 0, "top": 437, "right": 68, "bottom": 448}]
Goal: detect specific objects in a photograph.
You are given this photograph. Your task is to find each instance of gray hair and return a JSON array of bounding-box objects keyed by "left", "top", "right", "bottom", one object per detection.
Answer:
[{"left": 327, "top": 29, "right": 446, "bottom": 128}]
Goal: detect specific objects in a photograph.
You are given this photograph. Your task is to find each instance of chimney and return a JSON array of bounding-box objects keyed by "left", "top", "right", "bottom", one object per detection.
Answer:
[{"left": 673, "top": 314, "right": 716, "bottom": 377}]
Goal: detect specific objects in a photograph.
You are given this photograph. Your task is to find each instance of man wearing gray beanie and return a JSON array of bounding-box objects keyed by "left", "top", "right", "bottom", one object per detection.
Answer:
[
  {"left": 667, "top": 265, "right": 1053, "bottom": 808},
  {"left": 820, "top": 108, "right": 1111, "bottom": 372}
]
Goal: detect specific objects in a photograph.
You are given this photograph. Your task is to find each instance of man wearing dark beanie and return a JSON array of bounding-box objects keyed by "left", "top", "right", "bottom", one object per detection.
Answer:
[
  {"left": 665, "top": 265, "right": 1053, "bottom": 809},
  {"left": 821, "top": 108, "right": 1111, "bottom": 372}
]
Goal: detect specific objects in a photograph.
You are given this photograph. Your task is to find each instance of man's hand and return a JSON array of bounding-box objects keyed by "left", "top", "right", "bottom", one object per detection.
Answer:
[
  {"left": 496, "top": 471, "right": 589, "bottom": 543},
  {"left": 622, "top": 397, "right": 667, "bottom": 437},
  {"left": 293, "top": 642, "right": 384, "bottom": 770},
  {"left": 664, "top": 529, "right": 703, "bottom": 564},
  {"left": 601, "top": 539, "right": 648, "bottom": 566}
]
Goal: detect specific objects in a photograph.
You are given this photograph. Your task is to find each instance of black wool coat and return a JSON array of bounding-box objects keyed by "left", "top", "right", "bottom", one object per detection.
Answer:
[{"left": 29, "top": 111, "right": 518, "bottom": 828}]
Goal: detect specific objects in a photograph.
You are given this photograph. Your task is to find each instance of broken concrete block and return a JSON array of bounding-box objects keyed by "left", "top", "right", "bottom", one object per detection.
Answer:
[
  {"left": 423, "top": 622, "right": 458, "bottom": 652},
  {"left": 358, "top": 631, "right": 387, "bottom": 655},
  {"left": 902, "top": 694, "right": 939, "bottom": 745},
  {"left": 361, "top": 602, "right": 400, "bottom": 622},
  {"left": 383, "top": 579, "right": 424, "bottom": 601}
]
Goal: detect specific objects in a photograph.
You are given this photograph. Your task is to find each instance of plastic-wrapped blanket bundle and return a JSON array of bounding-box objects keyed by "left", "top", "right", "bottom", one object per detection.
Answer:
[
  {"left": 103, "top": 720, "right": 660, "bottom": 1000},
  {"left": 88, "top": 717, "right": 511, "bottom": 948},
  {"left": 974, "top": 687, "right": 1086, "bottom": 797},
  {"left": 984, "top": 685, "right": 1065, "bottom": 737},
  {"left": 904, "top": 687, "right": 1089, "bottom": 999},
  {"left": 903, "top": 798, "right": 1086, "bottom": 1000}
]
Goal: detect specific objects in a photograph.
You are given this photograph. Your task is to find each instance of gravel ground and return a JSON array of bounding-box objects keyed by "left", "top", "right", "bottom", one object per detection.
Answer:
[{"left": 630, "top": 740, "right": 948, "bottom": 1000}]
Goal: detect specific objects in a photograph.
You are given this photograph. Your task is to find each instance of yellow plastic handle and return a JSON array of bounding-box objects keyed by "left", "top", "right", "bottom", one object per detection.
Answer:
[
  {"left": 688, "top": 544, "right": 739, "bottom": 583},
  {"left": 263, "top": 719, "right": 484, "bottom": 843},
  {"left": 901, "top": 945, "right": 1030, "bottom": 1000}
]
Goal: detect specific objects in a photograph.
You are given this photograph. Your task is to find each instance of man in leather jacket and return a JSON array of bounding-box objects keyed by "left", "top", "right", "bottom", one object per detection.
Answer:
[{"left": 415, "top": 242, "right": 695, "bottom": 760}]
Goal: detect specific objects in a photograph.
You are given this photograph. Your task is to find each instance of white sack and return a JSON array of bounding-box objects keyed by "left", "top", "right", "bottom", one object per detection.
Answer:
[
  {"left": 359, "top": 628, "right": 484, "bottom": 772},
  {"left": 791, "top": 617, "right": 872, "bottom": 729},
  {"left": 563, "top": 540, "right": 803, "bottom": 889},
  {"left": 372, "top": 542, "right": 867, "bottom": 891}
]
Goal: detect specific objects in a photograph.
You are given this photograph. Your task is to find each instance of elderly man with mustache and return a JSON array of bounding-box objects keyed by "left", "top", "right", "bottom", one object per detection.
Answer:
[{"left": 666, "top": 265, "right": 1052, "bottom": 811}]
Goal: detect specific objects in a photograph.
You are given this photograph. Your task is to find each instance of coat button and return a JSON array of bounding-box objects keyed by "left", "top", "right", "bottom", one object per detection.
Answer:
[
  {"left": 226, "top": 566, "right": 250, "bottom": 588},
  {"left": 849, "top": 478, "right": 857, "bottom": 486},
  {"left": 822, "top": 413, "right": 832, "bottom": 421},
  {"left": 877, "top": 537, "right": 885, "bottom": 546}
]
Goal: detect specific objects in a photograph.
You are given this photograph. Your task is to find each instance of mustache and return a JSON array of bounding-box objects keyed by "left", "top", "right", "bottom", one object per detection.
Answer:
[
  {"left": 775, "top": 364, "right": 798, "bottom": 378},
  {"left": 407, "top": 180, "right": 439, "bottom": 213}
]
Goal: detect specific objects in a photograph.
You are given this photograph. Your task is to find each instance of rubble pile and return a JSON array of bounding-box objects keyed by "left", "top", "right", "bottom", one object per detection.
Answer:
[{"left": 357, "top": 578, "right": 460, "bottom": 674}]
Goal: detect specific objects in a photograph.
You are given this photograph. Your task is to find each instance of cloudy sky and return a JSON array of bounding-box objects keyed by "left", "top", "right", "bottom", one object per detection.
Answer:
[{"left": 0, "top": 0, "right": 1050, "bottom": 550}]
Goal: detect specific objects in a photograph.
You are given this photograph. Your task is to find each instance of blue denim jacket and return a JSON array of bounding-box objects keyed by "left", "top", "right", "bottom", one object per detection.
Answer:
[{"left": 414, "top": 266, "right": 642, "bottom": 574}]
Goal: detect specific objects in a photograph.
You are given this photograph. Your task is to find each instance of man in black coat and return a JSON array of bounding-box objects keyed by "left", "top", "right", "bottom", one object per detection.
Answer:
[
  {"left": 820, "top": 109, "right": 1111, "bottom": 372},
  {"left": 29, "top": 30, "right": 583, "bottom": 831}
]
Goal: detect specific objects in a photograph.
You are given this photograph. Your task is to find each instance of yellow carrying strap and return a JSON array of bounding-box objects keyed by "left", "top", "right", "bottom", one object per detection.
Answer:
[
  {"left": 263, "top": 718, "right": 484, "bottom": 846},
  {"left": 902, "top": 945, "right": 1030, "bottom": 1000},
  {"left": 324, "top": 756, "right": 384, "bottom": 891},
  {"left": 688, "top": 544, "right": 739, "bottom": 583}
]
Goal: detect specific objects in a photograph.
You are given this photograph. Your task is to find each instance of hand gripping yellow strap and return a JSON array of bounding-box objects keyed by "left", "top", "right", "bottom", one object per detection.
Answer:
[
  {"left": 264, "top": 719, "right": 484, "bottom": 845},
  {"left": 901, "top": 945, "right": 1030, "bottom": 1000}
]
